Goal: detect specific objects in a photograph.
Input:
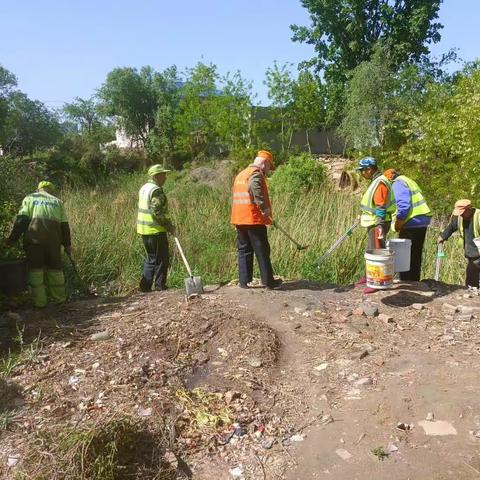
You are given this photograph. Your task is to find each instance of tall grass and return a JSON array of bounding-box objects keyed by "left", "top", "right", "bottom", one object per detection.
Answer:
[{"left": 63, "top": 172, "right": 466, "bottom": 294}]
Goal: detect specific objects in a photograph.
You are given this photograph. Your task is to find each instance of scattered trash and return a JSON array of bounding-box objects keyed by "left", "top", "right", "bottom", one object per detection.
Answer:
[
  {"left": 248, "top": 358, "right": 262, "bottom": 368},
  {"left": 68, "top": 376, "right": 80, "bottom": 389},
  {"left": 290, "top": 434, "right": 305, "bottom": 442},
  {"left": 418, "top": 420, "right": 457, "bottom": 436},
  {"left": 378, "top": 313, "right": 394, "bottom": 323},
  {"left": 361, "top": 304, "right": 379, "bottom": 317},
  {"left": 470, "top": 430, "right": 480, "bottom": 438},
  {"left": 335, "top": 448, "right": 352, "bottom": 460},
  {"left": 138, "top": 407, "right": 152, "bottom": 417},
  {"left": 261, "top": 437, "right": 275, "bottom": 449},
  {"left": 426, "top": 412, "right": 435, "bottom": 422},
  {"left": 7, "top": 454, "right": 21, "bottom": 467},
  {"left": 229, "top": 466, "right": 244, "bottom": 478},
  {"left": 355, "top": 377, "right": 373, "bottom": 386},
  {"left": 397, "top": 422, "right": 413, "bottom": 431},
  {"left": 90, "top": 331, "right": 112, "bottom": 341},
  {"left": 386, "top": 443, "right": 398, "bottom": 454},
  {"left": 314, "top": 362, "right": 329, "bottom": 372},
  {"left": 411, "top": 303, "right": 426, "bottom": 310}
]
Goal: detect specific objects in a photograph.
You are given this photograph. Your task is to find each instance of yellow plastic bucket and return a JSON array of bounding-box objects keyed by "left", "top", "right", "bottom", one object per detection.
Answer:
[{"left": 365, "top": 249, "right": 395, "bottom": 289}]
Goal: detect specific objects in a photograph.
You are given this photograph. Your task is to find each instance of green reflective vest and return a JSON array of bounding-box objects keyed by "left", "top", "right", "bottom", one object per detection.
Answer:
[
  {"left": 360, "top": 174, "right": 395, "bottom": 228},
  {"left": 458, "top": 209, "right": 480, "bottom": 240},
  {"left": 393, "top": 175, "right": 432, "bottom": 224},
  {"left": 19, "top": 191, "right": 67, "bottom": 222},
  {"left": 137, "top": 181, "right": 166, "bottom": 235},
  {"left": 19, "top": 191, "right": 68, "bottom": 245}
]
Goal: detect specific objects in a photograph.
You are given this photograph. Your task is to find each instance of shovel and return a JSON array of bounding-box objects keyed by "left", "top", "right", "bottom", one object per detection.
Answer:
[
  {"left": 315, "top": 219, "right": 360, "bottom": 267},
  {"left": 174, "top": 237, "right": 204, "bottom": 296},
  {"left": 272, "top": 220, "right": 308, "bottom": 251},
  {"left": 435, "top": 243, "right": 445, "bottom": 281}
]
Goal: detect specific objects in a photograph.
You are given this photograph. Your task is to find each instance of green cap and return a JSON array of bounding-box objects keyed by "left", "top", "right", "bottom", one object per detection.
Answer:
[
  {"left": 148, "top": 164, "right": 171, "bottom": 177},
  {"left": 38, "top": 181, "right": 55, "bottom": 191}
]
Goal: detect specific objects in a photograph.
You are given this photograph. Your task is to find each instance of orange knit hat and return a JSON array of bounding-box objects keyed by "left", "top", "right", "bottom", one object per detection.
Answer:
[{"left": 256, "top": 150, "right": 274, "bottom": 168}]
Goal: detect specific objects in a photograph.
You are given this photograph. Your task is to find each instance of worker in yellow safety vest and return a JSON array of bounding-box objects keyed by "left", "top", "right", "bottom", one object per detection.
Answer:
[
  {"left": 137, "top": 164, "right": 176, "bottom": 292},
  {"left": 355, "top": 157, "right": 396, "bottom": 293},
  {"left": 7, "top": 181, "right": 71, "bottom": 308},
  {"left": 385, "top": 169, "right": 432, "bottom": 281},
  {"left": 438, "top": 199, "right": 480, "bottom": 288}
]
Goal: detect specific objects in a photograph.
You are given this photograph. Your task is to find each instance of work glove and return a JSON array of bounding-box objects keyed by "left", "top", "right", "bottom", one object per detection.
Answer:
[
  {"left": 64, "top": 245, "right": 72, "bottom": 256},
  {"left": 437, "top": 236, "right": 444, "bottom": 245},
  {"left": 168, "top": 226, "right": 177, "bottom": 236},
  {"left": 394, "top": 219, "right": 405, "bottom": 232}
]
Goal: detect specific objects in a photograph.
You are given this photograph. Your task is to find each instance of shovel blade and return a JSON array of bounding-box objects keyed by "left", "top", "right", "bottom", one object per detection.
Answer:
[{"left": 185, "top": 276, "right": 204, "bottom": 296}]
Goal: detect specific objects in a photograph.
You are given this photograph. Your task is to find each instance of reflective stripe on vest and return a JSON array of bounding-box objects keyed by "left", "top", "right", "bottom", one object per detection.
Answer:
[
  {"left": 394, "top": 175, "right": 431, "bottom": 224},
  {"left": 360, "top": 174, "right": 395, "bottom": 228},
  {"left": 458, "top": 210, "right": 480, "bottom": 240},
  {"left": 136, "top": 182, "right": 166, "bottom": 235},
  {"left": 230, "top": 166, "right": 272, "bottom": 225}
]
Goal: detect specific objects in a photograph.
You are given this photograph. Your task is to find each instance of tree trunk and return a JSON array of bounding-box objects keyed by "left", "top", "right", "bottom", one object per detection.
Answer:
[{"left": 306, "top": 129, "right": 312, "bottom": 154}]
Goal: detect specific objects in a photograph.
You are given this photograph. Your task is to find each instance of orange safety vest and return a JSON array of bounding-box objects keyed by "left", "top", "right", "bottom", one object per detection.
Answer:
[{"left": 230, "top": 166, "right": 272, "bottom": 225}]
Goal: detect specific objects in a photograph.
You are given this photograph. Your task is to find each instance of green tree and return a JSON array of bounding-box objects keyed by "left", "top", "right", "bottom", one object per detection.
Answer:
[
  {"left": 98, "top": 66, "right": 158, "bottom": 144},
  {"left": 0, "top": 65, "right": 18, "bottom": 148},
  {"left": 292, "top": 0, "right": 443, "bottom": 76},
  {"left": 291, "top": 0, "right": 443, "bottom": 124},
  {"left": 264, "top": 62, "right": 295, "bottom": 154},
  {"left": 2, "top": 91, "right": 62, "bottom": 156},
  {"left": 291, "top": 70, "right": 326, "bottom": 153},
  {"left": 63, "top": 96, "right": 102, "bottom": 134}
]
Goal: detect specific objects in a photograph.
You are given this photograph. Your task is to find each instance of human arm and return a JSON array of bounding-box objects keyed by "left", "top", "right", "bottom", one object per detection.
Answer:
[
  {"left": 438, "top": 216, "right": 458, "bottom": 243},
  {"left": 7, "top": 196, "right": 33, "bottom": 244},
  {"left": 392, "top": 180, "right": 411, "bottom": 231},
  {"left": 248, "top": 170, "right": 271, "bottom": 219},
  {"left": 150, "top": 188, "right": 175, "bottom": 234},
  {"left": 372, "top": 183, "right": 390, "bottom": 226}
]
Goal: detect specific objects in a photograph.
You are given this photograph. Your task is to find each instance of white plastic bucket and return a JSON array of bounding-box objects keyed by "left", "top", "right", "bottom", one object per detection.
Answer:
[
  {"left": 365, "top": 249, "right": 395, "bottom": 289},
  {"left": 387, "top": 238, "right": 412, "bottom": 273}
]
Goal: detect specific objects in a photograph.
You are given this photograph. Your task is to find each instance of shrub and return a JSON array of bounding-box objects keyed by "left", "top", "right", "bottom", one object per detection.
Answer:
[{"left": 269, "top": 153, "right": 326, "bottom": 196}]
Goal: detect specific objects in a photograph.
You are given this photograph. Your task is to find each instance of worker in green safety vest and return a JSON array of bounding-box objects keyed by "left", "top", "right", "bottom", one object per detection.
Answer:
[
  {"left": 137, "top": 164, "right": 176, "bottom": 292},
  {"left": 355, "top": 157, "right": 396, "bottom": 294},
  {"left": 438, "top": 199, "right": 480, "bottom": 288},
  {"left": 385, "top": 169, "right": 432, "bottom": 281},
  {"left": 6, "top": 181, "right": 71, "bottom": 308}
]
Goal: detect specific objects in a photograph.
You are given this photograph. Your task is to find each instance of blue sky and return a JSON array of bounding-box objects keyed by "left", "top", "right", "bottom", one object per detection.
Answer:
[{"left": 0, "top": 0, "right": 478, "bottom": 107}]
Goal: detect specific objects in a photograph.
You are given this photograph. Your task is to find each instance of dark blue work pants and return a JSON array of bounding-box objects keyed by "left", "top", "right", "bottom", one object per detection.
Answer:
[
  {"left": 140, "top": 233, "right": 169, "bottom": 291},
  {"left": 236, "top": 225, "right": 275, "bottom": 287}
]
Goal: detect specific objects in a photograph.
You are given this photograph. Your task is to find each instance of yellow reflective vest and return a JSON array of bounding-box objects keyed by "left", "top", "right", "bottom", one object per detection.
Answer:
[
  {"left": 360, "top": 174, "right": 395, "bottom": 228},
  {"left": 458, "top": 210, "right": 480, "bottom": 240},
  {"left": 391, "top": 175, "right": 432, "bottom": 229},
  {"left": 136, "top": 181, "right": 167, "bottom": 235}
]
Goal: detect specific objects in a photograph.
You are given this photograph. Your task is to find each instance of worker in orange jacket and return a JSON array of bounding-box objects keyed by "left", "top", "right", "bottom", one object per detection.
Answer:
[{"left": 230, "top": 150, "right": 282, "bottom": 289}]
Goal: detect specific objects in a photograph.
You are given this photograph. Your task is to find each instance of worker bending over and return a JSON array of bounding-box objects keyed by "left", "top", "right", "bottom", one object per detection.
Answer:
[
  {"left": 438, "top": 199, "right": 480, "bottom": 288},
  {"left": 7, "top": 181, "right": 71, "bottom": 308}
]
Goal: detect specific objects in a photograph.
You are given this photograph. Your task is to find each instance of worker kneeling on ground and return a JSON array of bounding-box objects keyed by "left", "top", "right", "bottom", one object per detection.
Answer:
[
  {"left": 386, "top": 169, "right": 432, "bottom": 281},
  {"left": 438, "top": 199, "right": 480, "bottom": 288},
  {"left": 355, "top": 157, "right": 396, "bottom": 294},
  {"left": 7, "top": 181, "right": 71, "bottom": 308},
  {"left": 230, "top": 150, "right": 282, "bottom": 289},
  {"left": 137, "top": 165, "right": 176, "bottom": 292}
]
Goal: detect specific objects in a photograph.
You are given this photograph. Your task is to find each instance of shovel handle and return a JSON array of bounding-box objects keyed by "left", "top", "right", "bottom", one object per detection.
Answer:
[{"left": 174, "top": 237, "right": 193, "bottom": 278}]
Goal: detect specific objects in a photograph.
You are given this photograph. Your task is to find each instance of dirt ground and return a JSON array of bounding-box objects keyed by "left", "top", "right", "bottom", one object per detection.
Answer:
[{"left": 2, "top": 279, "right": 480, "bottom": 479}]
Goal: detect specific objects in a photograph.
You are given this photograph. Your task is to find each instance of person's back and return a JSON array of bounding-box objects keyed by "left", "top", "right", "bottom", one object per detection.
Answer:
[{"left": 22, "top": 190, "right": 67, "bottom": 246}]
